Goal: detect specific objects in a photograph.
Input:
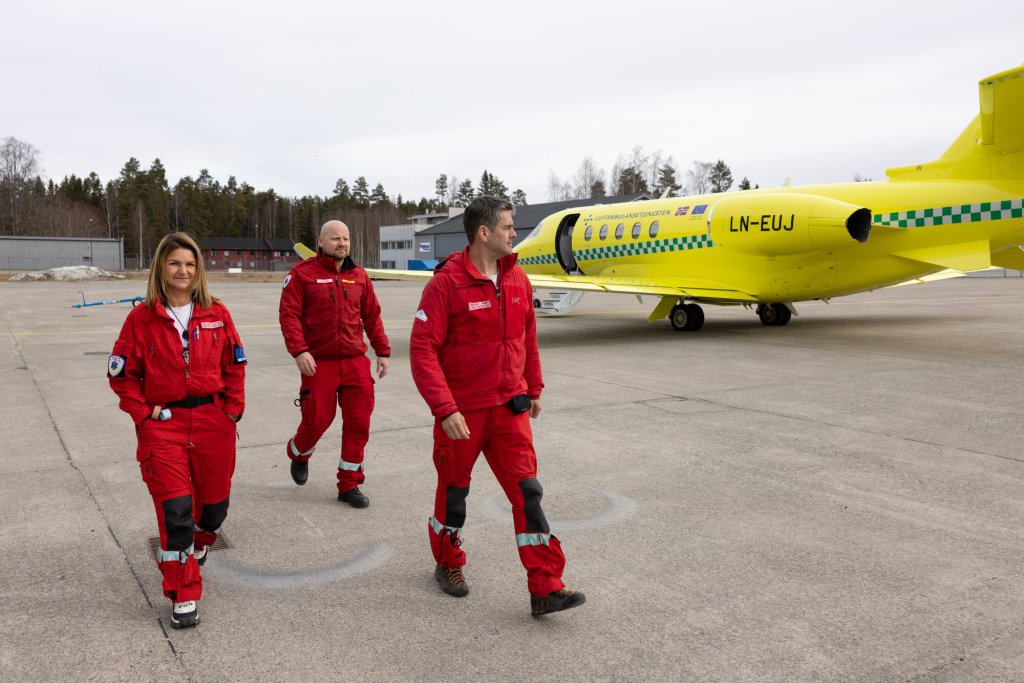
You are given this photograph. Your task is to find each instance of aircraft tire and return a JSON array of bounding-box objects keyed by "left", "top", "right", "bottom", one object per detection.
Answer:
[
  {"left": 683, "top": 303, "right": 705, "bottom": 331},
  {"left": 669, "top": 303, "right": 690, "bottom": 331},
  {"left": 758, "top": 303, "right": 791, "bottom": 326}
]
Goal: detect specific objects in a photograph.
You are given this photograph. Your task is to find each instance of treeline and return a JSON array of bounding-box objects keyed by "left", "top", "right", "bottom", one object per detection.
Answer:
[
  {"left": 0, "top": 136, "right": 527, "bottom": 260},
  {"left": 546, "top": 147, "right": 756, "bottom": 201}
]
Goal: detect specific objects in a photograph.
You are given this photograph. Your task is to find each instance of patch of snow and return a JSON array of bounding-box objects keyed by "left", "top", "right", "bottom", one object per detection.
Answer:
[{"left": 10, "top": 266, "right": 126, "bottom": 282}]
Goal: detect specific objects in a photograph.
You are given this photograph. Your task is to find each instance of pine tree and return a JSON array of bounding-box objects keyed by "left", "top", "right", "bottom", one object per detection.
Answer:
[
  {"left": 455, "top": 179, "right": 475, "bottom": 206},
  {"left": 709, "top": 160, "right": 733, "bottom": 193},
  {"left": 434, "top": 174, "right": 449, "bottom": 208},
  {"left": 738, "top": 177, "right": 752, "bottom": 191},
  {"left": 511, "top": 189, "right": 528, "bottom": 206},
  {"left": 352, "top": 176, "right": 370, "bottom": 209}
]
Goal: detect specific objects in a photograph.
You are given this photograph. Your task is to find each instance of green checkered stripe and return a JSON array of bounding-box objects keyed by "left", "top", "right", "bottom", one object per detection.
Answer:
[
  {"left": 576, "top": 233, "right": 713, "bottom": 261},
  {"left": 517, "top": 253, "right": 560, "bottom": 266},
  {"left": 873, "top": 199, "right": 1024, "bottom": 228}
]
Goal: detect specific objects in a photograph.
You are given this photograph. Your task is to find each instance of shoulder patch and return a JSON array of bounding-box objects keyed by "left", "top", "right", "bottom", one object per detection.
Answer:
[
  {"left": 107, "top": 354, "right": 127, "bottom": 377},
  {"left": 415, "top": 310, "right": 428, "bottom": 322},
  {"left": 233, "top": 345, "right": 247, "bottom": 364},
  {"left": 282, "top": 274, "right": 292, "bottom": 288}
]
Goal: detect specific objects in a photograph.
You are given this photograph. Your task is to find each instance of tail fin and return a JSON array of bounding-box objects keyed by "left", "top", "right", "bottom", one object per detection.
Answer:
[{"left": 887, "top": 64, "right": 1024, "bottom": 181}]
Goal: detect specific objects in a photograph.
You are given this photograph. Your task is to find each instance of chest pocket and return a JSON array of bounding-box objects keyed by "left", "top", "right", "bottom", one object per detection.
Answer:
[
  {"left": 338, "top": 279, "right": 364, "bottom": 311},
  {"left": 305, "top": 279, "right": 335, "bottom": 309},
  {"left": 452, "top": 285, "right": 499, "bottom": 343},
  {"left": 501, "top": 281, "right": 530, "bottom": 339}
]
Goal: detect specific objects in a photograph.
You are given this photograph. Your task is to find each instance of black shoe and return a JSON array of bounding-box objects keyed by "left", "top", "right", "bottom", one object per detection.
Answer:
[
  {"left": 290, "top": 459, "right": 308, "bottom": 485},
  {"left": 194, "top": 545, "right": 208, "bottom": 567},
  {"left": 435, "top": 564, "right": 469, "bottom": 597},
  {"left": 531, "top": 588, "right": 586, "bottom": 617},
  {"left": 338, "top": 487, "right": 369, "bottom": 508},
  {"left": 170, "top": 600, "right": 199, "bottom": 628}
]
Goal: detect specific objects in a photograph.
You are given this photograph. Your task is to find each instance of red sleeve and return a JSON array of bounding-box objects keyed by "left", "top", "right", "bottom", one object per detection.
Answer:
[
  {"left": 361, "top": 275, "right": 391, "bottom": 357},
  {"left": 409, "top": 275, "right": 458, "bottom": 420},
  {"left": 219, "top": 305, "right": 247, "bottom": 419},
  {"left": 279, "top": 268, "right": 308, "bottom": 357},
  {"left": 521, "top": 270, "right": 544, "bottom": 398},
  {"left": 108, "top": 309, "right": 151, "bottom": 425}
]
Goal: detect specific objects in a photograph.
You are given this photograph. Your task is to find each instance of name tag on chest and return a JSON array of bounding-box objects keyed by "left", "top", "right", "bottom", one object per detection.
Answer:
[
  {"left": 468, "top": 300, "right": 492, "bottom": 311},
  {"left": 316, "top": 278, "right": 333, "bottom": 283},
  {"left": 200, "top": 321, "right": 224, "bottom": 329}
]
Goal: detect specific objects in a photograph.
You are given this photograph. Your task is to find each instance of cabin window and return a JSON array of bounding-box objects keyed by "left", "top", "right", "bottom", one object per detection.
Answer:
[
  {"left": 584, "top": 225, "right": 593, "bottom": 241},
  {"left": 649, "top": 221, "right": 660, "bottom": 238},
  {"left": 599, "top": 224, "right": 608, "bottom": 240},
  {"left": 615, "top": 223, "right": 624, "bottom": 240},
  {"left": 632, "top": 222, "right": 642, "bottom": 239}
]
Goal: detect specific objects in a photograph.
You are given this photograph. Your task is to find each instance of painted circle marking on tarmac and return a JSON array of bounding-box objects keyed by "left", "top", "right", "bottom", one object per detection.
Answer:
[
  {"left": 208, "top": 542, "right": 392, "bottom": 589},
  {"left": 480, "top": 491, "right": 637, "bottom": 531}
]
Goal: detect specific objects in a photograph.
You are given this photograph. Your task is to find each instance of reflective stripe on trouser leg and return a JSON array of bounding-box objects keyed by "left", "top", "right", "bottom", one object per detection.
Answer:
[
  {"left": 157, "top": 544, "right": 195, "bottom": 564},
  {"left": 337, "top": 355, "right": 373, "bottom": 493}
]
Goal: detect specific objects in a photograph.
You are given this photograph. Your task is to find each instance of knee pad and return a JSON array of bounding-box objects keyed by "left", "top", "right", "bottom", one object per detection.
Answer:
[
  {"left": 518, "top": 478, "right": 550, "bottom": 533},
  {"left": 445, "top": 486, "right": 470, "bottom": 528},
  {"left": 161, "top": 495, "right": 195, "bottom": 551},
  {"left": 197, "top": 496, "right": 229, "bottom": 532}
]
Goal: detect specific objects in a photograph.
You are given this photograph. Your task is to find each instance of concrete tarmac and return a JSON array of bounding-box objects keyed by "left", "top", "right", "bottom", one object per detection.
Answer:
[{"left": 1, "top": 276, "right": 1022, "bottom": 682}]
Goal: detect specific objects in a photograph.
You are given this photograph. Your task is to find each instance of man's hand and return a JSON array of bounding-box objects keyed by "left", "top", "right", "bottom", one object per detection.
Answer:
[
  {"left": 295, "top": 351, "right": 317, "bottom": 376},
  {"left": 529, "top": 398, "right": 542, "bottom": 419},
  {"left": 442, "top": 411, "right": 470, "bottom": 440},
  {"left": 376, "top": 357, "right": 389, "bottom": 379}
]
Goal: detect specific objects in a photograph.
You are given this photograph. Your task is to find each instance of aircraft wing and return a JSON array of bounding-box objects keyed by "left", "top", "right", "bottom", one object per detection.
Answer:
[
  {"left": 364, "top": 267, "right": 756, "bottom": 303},
  {"left": 523, "top": 273, "right": 758, "bottom": 303}
]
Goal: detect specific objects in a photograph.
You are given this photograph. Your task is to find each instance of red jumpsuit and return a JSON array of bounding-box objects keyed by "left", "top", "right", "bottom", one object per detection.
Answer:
[
  {"left": 109, "top": 299, "right": 246, "bottom": 603},
  {"left": 410, "top": 247, "right": 566, "bottom": 597},
  {"left": 279, "top": 253, "right": 390, "bottom": 493}
]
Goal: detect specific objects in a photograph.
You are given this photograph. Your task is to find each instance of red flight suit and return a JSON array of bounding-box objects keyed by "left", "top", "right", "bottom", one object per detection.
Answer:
[
  {"left": 279, "top": 253, "right": 390, "bottom": 493},
  {"left": 109, "top": 299, "right": 246, "bottom": 602},
  {"left": 410, "top": 247, "right": 566, "bottom": 596}
]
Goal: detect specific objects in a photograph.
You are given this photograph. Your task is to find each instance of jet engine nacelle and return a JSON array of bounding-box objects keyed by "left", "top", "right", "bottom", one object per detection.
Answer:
[{"left": 708, "top": 193, "right": 871, "bottom": 256}]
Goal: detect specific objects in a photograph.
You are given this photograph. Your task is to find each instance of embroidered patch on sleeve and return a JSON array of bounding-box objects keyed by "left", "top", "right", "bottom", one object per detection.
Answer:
[
  {"left": 282, "top": 274, "right": 292, "bottom": 288},
  {"left": 234, "top": 346, "right": 247, "bottom": 364},
  {"left": 108, "top": 354, "right": 127, "bottom": 377},
  {"left": 415, "top": 310, "right": 428, "bottom": 322}
]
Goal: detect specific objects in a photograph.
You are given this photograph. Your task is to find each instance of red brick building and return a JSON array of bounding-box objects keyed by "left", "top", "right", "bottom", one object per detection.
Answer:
[{"left": 201, "top": 237, "right": 301, "bottom": 271}]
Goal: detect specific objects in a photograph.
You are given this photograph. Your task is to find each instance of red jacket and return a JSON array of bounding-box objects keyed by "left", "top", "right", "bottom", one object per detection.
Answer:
[
  {"left": 410, "top": 248, "right": 543, "bottom": 419},
  {"left": 108, "top": 300, "right": 247, "bottom": 425},
  {"left": 279, "top": 253, "right": 391, "bottom": 360}
]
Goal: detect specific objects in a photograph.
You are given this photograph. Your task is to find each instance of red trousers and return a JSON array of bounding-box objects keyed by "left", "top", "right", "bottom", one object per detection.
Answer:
[
  {"left": 288, "top": 356, "right": 374, "bottom": 493},
  {"left": 429, "top": 405, "right": 566, "bottom": 596},
  {"left": 135, "top": 401, "right": 236, "bottom": 602}
]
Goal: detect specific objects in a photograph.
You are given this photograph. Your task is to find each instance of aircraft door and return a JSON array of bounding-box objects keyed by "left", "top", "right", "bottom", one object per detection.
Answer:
[{"left": 555, "top": 213, "right": 581, "bottom": 274}]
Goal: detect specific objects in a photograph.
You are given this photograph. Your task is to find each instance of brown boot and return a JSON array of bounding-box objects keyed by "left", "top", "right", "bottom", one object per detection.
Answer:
[
  {"left": 531, "top": 588, "right": 586, "bottom": 616},
  {"left": 434, "top": 564, "right": 469, "bottom": 597}
]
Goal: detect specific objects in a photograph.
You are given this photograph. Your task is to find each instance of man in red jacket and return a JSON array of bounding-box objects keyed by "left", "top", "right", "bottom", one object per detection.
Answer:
[
  {"left": 410, "top": 196, "right": 585, "bottom": 617},
  {"left": 280, "top": 220, "right": 390, "bottom": 507}
]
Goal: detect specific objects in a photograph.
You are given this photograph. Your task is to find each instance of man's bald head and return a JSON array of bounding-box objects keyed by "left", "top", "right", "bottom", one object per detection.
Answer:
[{"left": 318, "top": 220, "right": 352, "bottom": 265}]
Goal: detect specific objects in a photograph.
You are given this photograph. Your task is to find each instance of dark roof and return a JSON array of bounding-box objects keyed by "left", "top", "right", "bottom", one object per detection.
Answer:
[
  {"left": 201, "top": 237, "right": 295, "bottom": 251},
  {"left": 416, "top": 194, "right": 651, "bottom": 236}
]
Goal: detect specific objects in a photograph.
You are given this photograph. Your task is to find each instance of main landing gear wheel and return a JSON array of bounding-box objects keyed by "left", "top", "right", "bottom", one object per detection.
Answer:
[
  {"left": 757, "top": 303, "right": 792, "bottom": 326},
  {"left": 669, "top": 302, "right": 705, "bottom": 331}
]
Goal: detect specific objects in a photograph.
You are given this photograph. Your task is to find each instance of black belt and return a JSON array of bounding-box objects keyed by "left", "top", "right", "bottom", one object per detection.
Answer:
[{"left": 165, "top": 395, "right": 215, "bottom": 409}]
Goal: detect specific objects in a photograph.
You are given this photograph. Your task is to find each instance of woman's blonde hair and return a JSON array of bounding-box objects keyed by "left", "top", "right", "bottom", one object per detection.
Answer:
[{"left": 146, "top": 232, "right": 214, "bottom": 308}]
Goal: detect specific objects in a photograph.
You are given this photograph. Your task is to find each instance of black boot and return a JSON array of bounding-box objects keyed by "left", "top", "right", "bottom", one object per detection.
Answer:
[
  {"left": 290, "top": 459, "right": 308, "bottom": 485},
  {"left": 338, "top": 487, "right": 369, "bottom": 508}
]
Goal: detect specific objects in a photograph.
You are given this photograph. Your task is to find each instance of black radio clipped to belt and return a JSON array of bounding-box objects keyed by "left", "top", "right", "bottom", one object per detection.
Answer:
[{"left": 507, "top": 394, "right": 532, "bottom": 414}]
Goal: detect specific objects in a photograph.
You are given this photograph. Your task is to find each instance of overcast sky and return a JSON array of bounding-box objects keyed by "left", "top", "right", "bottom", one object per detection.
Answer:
[{"left": 3, "top": 1, "right": 1023, "bottom": 204}]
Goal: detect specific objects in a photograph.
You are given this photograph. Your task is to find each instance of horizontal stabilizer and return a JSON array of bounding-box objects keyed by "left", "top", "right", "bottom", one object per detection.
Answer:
[
  {"left": 893, "top": 240, "right": 991, "bottom": 271},
  {"left": 990, "top": 246, "right": 1024, "bottom": 270}
]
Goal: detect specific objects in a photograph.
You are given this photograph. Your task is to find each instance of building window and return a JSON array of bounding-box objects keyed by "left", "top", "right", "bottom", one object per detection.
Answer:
[
  {"left": 632, "top": 222, "right": 642, "bottom": 239},
  {"left": 615, "top": 223, "right": 624, "bottom": 240},
  {"left": 649, "top": 221, "right": 659, "bottom": 238},
  {"left": 223, "top": 251, "right": 229, "bottom": 256}
]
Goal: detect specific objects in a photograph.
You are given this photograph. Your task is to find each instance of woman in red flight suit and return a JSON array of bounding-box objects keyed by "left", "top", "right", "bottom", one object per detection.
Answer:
[{"left": 108, "top": 232, "right": 246, "bottom": 629}]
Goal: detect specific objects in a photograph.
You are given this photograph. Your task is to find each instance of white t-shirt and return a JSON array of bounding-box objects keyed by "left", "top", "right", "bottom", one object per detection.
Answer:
[{"left": 167, "top": 303, "right": 193, "bottom": 348}]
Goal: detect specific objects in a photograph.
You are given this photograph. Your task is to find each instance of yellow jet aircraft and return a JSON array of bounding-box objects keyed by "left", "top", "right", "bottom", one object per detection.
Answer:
[{"left": 301, "top": 63, "right": 1024, "bottom": 331}]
